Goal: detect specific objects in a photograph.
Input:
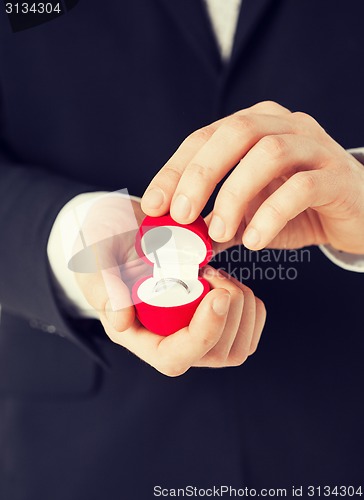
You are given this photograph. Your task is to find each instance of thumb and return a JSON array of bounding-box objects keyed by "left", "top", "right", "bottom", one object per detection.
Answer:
[{"left": 160, "top": 288, "right": 231, "bottom": 373}]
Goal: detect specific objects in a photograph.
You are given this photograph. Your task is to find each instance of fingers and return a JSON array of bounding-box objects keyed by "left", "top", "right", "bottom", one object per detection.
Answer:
[
  {"left": 143, "top": 113, "right": 296, "bottom": 222},
  {"left": 209, "top": 134, "right": 329, "bottom": 242},
  {"left": 248, "top": 100, "right": 291, "bottom": 115},
  {"left": 102, "top": 266, "right": 266, "bottom": 376},
  {"left": 224, "top": 281, "right": 257, "bottom": 365},
  {"left": 195, "top": 270, "right": 266, "bottom": 368},
  {"left": 103, "top": 286, "right": 232, "bottom": 377},
  {"left": 193, "top": 268, "right": 245, "bottom": 366},
  {"left": 77, "top": 265, "right": 135, "bottom": 332},
  {"left": 243, "top": 169, "right": 331, "bottom": 250},
  {"left": 141, "top": 123, "right": 220, "bottom": 216},
  {"left": 141, "top": 102, "right": 328, "bottom": 241},
  {"left": 168, "top": 114, "right": 297, "bottom": 224},
  {"left": 158, "top": 288, "right": 232, "bottom": 376}
]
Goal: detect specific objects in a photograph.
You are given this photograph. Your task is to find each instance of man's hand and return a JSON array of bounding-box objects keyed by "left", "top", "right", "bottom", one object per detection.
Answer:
[
  {"left": 141, "top": 101, "right": 364, "bottom": 254},
  {"left": 73, "top": 195, "right": 266, "bottom": 376},
  {"left": 99, "top": 266, "right": 266, "bottom": 377}
]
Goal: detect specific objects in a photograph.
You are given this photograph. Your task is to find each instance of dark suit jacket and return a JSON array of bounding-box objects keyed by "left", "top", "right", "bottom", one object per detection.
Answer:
[{"left": 0, "top": 1, "right": 363, "bottom": 499}]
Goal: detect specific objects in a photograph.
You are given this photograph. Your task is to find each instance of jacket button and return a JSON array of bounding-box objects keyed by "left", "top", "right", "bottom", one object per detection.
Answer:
[{"left": 29, "top": 319, "right": 59, "bottom": 336}]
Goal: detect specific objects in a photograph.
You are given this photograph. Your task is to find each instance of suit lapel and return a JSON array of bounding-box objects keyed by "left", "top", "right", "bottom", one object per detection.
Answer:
[
  {"left": 156, "top": 0, "right": 222, "bottom": 76},
  {"left": 156, "top": 0, "right": 279, "bottom": 87},
  {"left": 229, "top": 0, "right": 278, "bottom": 65}
]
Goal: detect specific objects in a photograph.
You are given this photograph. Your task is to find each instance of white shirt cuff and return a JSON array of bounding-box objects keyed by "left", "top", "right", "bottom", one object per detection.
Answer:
[
  {"left": 319, "top": 244, "right": 364, "bottom": 273},
  {"left": 319, "top": 146, "right": 364, "bottom": 273}
]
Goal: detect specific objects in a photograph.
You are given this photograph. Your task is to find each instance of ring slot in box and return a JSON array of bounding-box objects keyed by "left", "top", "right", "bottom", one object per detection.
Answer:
[{"left": 132, "top": 214, "right": 212, "bottom": 336}]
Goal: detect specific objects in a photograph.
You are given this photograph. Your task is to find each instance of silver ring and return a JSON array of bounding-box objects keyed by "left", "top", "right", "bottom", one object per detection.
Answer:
[{"left": 153, "top": 278, "right": 190, "bottom": 294}]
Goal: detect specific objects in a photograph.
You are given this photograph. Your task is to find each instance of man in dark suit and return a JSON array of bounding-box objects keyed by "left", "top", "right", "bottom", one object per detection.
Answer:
[{"left": 0, "top": 2, "right": 363, "bottom": 499}]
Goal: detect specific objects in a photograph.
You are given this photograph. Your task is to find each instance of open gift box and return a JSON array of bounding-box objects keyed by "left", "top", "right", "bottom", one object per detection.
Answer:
[{"left": 132, "top": 214, "right": 213, "bottom": 335}]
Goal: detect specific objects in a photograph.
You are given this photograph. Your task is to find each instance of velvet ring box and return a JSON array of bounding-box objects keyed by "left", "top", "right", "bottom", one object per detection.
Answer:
[{"left": 132, "top": 214, "right": 213, "bottom": 336}]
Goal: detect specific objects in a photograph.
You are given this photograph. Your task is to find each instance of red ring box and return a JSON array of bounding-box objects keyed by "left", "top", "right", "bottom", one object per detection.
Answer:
[{"left": 132, "top": 214, "right": 213, "bottom": 336}]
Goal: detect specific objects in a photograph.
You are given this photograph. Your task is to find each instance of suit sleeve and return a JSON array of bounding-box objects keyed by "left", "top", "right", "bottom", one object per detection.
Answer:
[{"left": 0, "top": 147, "right": 105, "bottom": 360}]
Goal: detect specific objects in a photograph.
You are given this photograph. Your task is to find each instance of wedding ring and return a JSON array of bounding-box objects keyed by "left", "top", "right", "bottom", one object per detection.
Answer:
[{"left": 153, "top": 278, "right": 190, "bottom": 294}]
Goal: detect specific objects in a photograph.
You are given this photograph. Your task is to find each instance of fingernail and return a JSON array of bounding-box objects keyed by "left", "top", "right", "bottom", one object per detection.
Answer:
[
  {"left": 142, "top": 188, "right": 165, "bottom": 210},
  {"left": 212, "top": 293, "right": 231, "bottom": 316},
  {"left": 244, "top": 227, "right": 260, "bottom": 248},
  {"left": 208, "top": 215, "right": 226, "bottom": 240},
  {"left": 172, "top": 194, "right": 191, "bottom": 220}
]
